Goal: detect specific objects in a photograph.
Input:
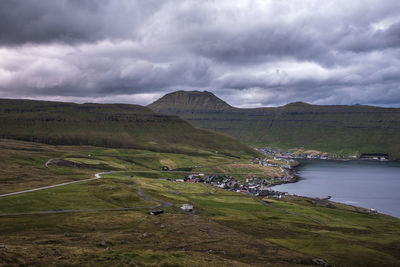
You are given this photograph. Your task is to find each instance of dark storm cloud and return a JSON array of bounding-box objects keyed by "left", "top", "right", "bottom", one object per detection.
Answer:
[
  {"left": 181, "top": 1, "right": 400, "bottom": 66},
  {"left": 0, "top": 0, "right": 161, "bottom": 45},
  {"left": 0, "top": 0, "right": 399, "bottom": 107},
  {"left": 97, "top": 59, "right": 214, "bottom": 94},
  {"left": 336, "top": 21, "right": 400, "bottom": 52},
  {"left": 190, "top": 25, "right": 328, "bottom": 65}
]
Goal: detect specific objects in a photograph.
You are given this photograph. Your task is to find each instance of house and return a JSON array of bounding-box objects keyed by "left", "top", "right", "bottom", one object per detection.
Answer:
[
  {"left": 181, "top": 204, "right": 193, "bottom": 211},
  {"left": 369, "top": 208, "right": 378, "bottom": 214}
]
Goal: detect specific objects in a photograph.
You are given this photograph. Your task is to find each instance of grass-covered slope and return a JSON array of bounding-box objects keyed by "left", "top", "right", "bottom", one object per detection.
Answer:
[
  {"left": 0, "top": 98, "right": 257, "bottom": 157},
  {"left": 0, "top": 139, "right": 399, "bottom": 266},
  {"left": 1, "top": 164, "right": 399, "bottom": 266},
  {"left": 149, "top": 91, "right": 400, "bottom": 158}
]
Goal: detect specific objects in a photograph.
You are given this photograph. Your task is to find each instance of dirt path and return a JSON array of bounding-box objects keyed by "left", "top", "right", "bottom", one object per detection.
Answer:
[{"left": 132, "top": 178, "right": 174, "bottom": 207}]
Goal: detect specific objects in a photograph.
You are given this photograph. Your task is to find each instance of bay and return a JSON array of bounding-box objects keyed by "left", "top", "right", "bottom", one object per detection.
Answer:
[{"left": 272, "top": 160, "right": 400, "bottom": 217}]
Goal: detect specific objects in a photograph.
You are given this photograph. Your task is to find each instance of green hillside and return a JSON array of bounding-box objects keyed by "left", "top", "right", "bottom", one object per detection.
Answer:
[
  {"left": 1, "top": 139, "right": 399, "bottom": 266},
  {"left": 148, "top": 91, "right": 400, "bottom": 158},
  {"left": 0, "top": 99, "right": 257, "bottom": 158}
]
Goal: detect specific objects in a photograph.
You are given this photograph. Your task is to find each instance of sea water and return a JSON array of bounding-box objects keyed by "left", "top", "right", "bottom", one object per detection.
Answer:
[{"left": 272, "top": 160, "right": 400, "bottom": 217}]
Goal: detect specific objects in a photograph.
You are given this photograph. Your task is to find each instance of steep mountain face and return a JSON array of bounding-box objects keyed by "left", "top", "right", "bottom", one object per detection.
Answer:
[
  {"left": 148, "top": 91, "right": 400, "bottom": 158},
  {"left": 0, "top": 99, "right": 257, "bottom": 157}
]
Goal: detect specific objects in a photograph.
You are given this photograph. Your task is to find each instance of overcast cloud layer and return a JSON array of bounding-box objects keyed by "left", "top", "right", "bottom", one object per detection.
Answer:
[{"left": 0, "top": 0, "right": 400, "bottom": 107}]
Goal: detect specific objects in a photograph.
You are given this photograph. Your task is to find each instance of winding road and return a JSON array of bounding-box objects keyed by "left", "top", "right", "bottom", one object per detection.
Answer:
[
  {"left": 0, "top": 172, "right": 110, "bottom": 198},
  {"left": 0, "top": 167, "right": 174, "bottom": 217}
]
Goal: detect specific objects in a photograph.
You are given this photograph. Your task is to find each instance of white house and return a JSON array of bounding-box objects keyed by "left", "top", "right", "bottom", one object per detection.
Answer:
[{"left": 181, "top": 204, "right": 193, "bottom": 211}]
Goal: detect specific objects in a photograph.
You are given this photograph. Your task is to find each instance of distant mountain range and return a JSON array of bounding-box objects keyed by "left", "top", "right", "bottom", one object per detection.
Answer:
[
  {"left": 148, "top": 91, "right": 400, "bottom": 158},
  {"left": 0, "top": 99, "right": 257, "bottom": 158}
]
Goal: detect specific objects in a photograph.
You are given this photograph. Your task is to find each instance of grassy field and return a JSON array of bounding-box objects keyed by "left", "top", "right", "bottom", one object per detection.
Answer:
[
  {"left": 0, "top": 140, "right": 399, "bottom": 266},
  {"left": 0, "top": 139, "right": 96, "bottom": 194},
  {"left": 149, "top": 91, "right": 400, "bottom": 158}
]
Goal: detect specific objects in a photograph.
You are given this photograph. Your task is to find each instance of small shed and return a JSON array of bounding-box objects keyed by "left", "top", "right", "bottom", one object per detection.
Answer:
[
  {"left": 180, "top": 204, "right": 193, "bottom": 211},
  {"left": 369, "top": 208, "right": 378, "bottom": 215}
]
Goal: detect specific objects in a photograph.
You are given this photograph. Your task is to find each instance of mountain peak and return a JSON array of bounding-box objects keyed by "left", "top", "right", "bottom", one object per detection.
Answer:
[
  {"left": 148, "top": 90, "right": 233, "bottom": 112},
  {"left": 283, "top": 101, "right": 312, "bottom": 107}
]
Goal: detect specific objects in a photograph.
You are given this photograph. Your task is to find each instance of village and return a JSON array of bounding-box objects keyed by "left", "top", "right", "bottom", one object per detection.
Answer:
[
  {"left": 173, "top": 173, "right": 290, "bottom": 199},
  {"left": 170, "top": 154, "right": 299, "bottom": 199}
]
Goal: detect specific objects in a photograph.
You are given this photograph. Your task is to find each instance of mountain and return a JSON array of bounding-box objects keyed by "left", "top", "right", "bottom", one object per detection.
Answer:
[
  {"left": 149, "top": 90, "right": 233, "bottom": 112},
  {"left": 148, "top": 91, "right": 400, "bottom": 158},
  {"left": 0, "top": 98, "right": 257, "bottom": 157}
]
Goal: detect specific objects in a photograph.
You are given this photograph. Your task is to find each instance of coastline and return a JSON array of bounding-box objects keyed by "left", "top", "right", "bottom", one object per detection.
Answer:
[
  {"left": 270, "top": 159, "right": 400, "bottom": 218},
  {"left": 269, "top": 157, "right": 400, "bottom": 187}
]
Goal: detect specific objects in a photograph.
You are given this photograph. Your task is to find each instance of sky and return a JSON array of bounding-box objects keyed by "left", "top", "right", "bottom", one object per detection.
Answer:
[{"left": 0, "top": 0, "right": 400, "bottom": 108}]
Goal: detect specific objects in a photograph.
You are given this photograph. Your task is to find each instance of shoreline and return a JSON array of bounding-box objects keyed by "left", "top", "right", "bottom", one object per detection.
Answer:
[
  {"left": 269, "top": 157, "right": 400, "bottom": 187},
  {"left": 269, "top": 159, "right": 400, "bottom": 218}
]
